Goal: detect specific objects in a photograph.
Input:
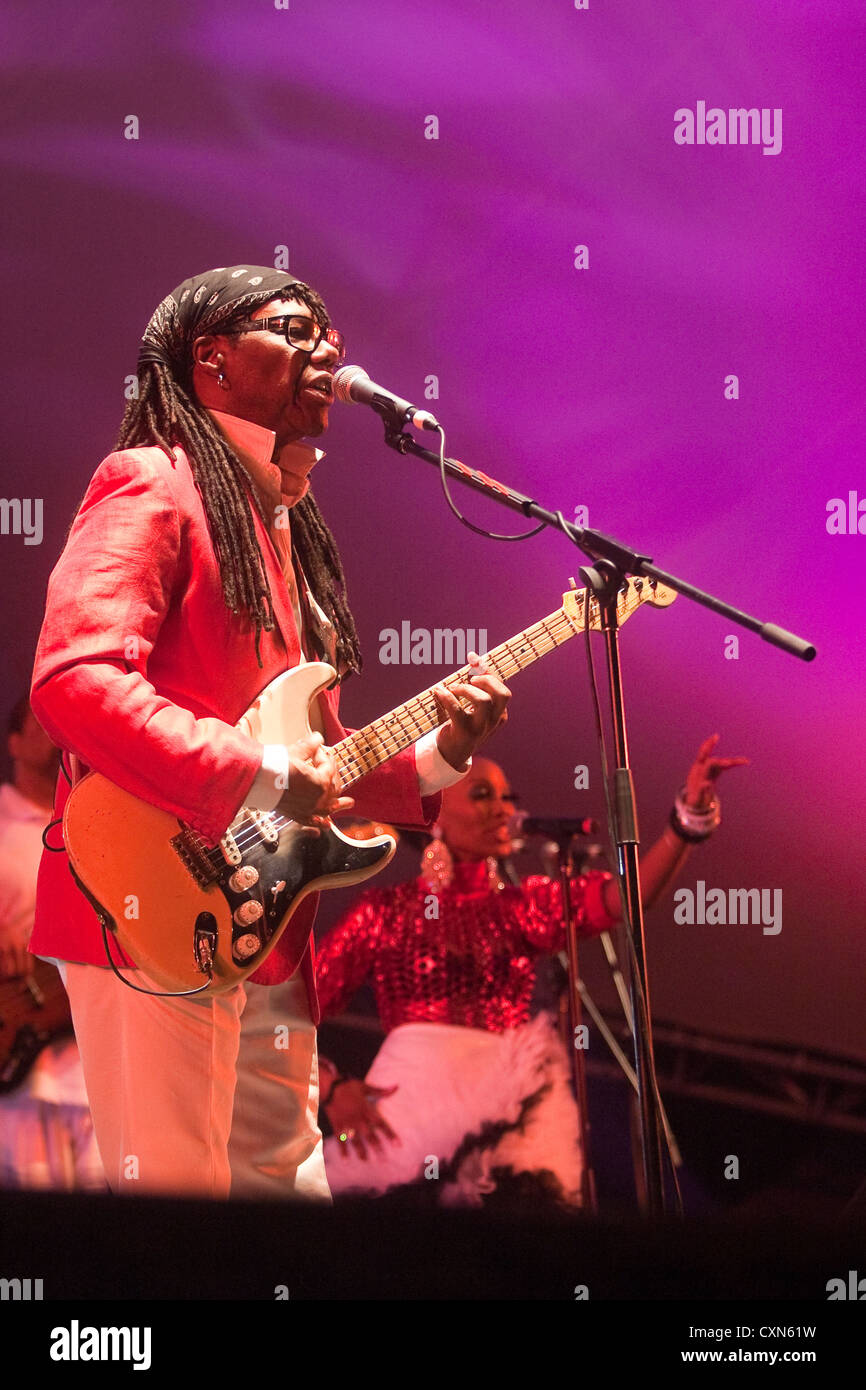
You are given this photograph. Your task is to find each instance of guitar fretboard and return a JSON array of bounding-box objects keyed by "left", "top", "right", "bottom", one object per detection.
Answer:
[{"left": 333, "top": 582, "right": 654, "bottom": 789}]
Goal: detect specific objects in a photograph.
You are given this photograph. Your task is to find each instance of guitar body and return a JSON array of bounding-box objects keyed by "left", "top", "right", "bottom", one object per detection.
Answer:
[{"left": 63, "top": 663, "right": 396, "bottom": 995}]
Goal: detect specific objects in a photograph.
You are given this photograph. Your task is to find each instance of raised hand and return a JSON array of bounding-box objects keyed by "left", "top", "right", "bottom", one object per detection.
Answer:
[{"left": 682, "top": 733, "right": 749, "bottom": 809}]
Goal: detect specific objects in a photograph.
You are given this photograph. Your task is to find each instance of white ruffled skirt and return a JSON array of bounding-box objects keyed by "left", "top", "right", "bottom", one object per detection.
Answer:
[{"left": 323, "top": 1013, "right": 584, "bottom": 1208}]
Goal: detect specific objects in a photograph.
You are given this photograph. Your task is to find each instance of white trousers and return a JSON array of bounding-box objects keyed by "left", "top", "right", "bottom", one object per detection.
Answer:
[{"left": 63, "top": 962, "right": 331, "bottom": 1202}]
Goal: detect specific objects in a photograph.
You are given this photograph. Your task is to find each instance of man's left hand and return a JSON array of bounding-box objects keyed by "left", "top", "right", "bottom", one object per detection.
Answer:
[{"left": 433, "top": 652, "right": 511, "bottom": 771}]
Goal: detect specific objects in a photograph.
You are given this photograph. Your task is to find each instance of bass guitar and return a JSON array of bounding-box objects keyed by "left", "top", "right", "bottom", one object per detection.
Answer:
[{"left": 0, "top": 959, "right": 73, "bottom": 1092}]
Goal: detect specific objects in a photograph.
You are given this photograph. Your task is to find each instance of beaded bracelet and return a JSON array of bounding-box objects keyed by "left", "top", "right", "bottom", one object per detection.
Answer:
[{"left": 669, "top": 787, "right": 721, "bottom": 843}]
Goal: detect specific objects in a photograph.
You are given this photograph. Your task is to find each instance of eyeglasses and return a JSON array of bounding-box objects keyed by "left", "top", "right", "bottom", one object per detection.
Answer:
[{"left": 228, "top": 315, "right": 345, "bottom": 364}]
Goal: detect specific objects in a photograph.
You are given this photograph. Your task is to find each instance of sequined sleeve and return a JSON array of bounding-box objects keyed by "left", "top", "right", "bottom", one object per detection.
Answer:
[
  {"left": 518, "top": 871, "right": 620, "bottom": 951},
  {"left": 315, "top": 889, "right": 385, "bottom": 1019}
]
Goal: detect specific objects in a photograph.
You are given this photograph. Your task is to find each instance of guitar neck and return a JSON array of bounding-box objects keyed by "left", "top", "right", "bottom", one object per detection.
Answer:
[{"left": 334, "top": 605, "right": 579, "bottom": 790}]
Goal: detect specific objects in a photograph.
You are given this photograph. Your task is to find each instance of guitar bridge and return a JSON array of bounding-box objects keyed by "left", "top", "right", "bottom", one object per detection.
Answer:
[{"left": 171, "top": 828, "right": 221, "bottom": 887}]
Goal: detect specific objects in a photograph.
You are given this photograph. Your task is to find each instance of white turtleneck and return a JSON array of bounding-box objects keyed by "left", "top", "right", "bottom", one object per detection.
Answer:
[{"left": 207, "top": 409, "right": 468, "bottom": 811}]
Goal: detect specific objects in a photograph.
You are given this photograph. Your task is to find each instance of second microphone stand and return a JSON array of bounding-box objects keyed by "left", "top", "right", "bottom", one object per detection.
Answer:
[{"left": 551, "top": 828, "right": 598, "bottom": 1214}]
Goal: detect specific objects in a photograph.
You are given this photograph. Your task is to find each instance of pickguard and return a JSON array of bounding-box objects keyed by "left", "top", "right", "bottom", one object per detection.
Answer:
[{"left": 202, "top": 817, "right": 392, "bottom": 963}]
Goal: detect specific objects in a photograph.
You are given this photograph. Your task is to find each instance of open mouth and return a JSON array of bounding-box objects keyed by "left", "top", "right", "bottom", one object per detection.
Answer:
[{"left": 304, "top": 378, "right": 334, "bottom": 401}]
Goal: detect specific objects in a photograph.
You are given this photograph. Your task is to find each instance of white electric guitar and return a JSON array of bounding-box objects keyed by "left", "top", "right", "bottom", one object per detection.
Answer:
[{"left": 63, "top": 578, "right": 675, "bottom": 994}]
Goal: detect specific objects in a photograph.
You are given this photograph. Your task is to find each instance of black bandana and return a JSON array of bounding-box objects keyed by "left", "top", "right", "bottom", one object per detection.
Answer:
[{"left": 137, "top": 265, "right": 319, "bottom": 379}]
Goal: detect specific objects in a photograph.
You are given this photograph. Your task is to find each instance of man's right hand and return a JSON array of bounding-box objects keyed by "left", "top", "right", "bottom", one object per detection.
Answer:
[{"left": 275, "top": 732, "right": 354, "bottom": 827}]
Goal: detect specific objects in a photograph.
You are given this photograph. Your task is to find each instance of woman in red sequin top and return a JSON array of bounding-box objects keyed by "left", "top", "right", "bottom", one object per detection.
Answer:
[{"left": 318, "top": 740, "right": 746, "bottom": 1208}]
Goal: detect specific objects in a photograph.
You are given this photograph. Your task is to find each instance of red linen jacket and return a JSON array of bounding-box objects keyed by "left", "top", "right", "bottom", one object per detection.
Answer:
[{"left": 29, "top": 444, "right": 438, "bottom": 1019}]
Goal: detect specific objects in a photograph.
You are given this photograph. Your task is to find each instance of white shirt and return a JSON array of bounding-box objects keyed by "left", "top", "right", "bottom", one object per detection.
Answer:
[{"left": 206, "top": 409, "right": 469, "bottom": 811}]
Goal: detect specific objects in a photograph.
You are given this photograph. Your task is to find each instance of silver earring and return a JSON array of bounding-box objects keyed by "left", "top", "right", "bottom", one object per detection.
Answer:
[{"left": 217, "top": 370, "right": 229, "bottom": 391}]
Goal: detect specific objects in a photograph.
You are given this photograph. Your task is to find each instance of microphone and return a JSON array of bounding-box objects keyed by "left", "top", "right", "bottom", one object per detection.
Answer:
[
  {"left": 333, "top": 365, "right": 441, "bottom": 431},
  {"left": 509, "top": 812, "right": 599, "bottom": 841}
]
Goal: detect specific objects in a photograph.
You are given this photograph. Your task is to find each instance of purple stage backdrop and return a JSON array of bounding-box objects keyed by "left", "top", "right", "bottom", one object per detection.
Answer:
[{"left": 0, "top": 1, "right": 863, "bottom": 1062}]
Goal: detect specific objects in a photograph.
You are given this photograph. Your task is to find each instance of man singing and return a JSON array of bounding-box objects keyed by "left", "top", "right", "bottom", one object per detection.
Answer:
[{"left": 29, "top": 265, "right": 510, "bottom": 1200}]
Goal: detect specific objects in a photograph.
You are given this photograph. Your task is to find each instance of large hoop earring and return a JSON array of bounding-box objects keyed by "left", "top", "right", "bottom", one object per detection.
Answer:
[{"left": 420, "top": 826, "right": 454, "bottom": 891}]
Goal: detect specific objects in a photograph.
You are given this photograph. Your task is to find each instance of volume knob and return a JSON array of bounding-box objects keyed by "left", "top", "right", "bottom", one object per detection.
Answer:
[
  {"left": 233, "top": 900, "right": 264, "bottom": 927},
  {"left": 229, "top": 865, "right": 259, "bottom": 892},
  {"left": 232, "top": 933, "right": 261, "bottom": 962}
]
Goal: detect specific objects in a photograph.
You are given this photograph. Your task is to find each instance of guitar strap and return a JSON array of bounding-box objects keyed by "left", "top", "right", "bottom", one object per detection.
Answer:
[{"left": 292, "top": 548, "right": 342, "bottom": 683}]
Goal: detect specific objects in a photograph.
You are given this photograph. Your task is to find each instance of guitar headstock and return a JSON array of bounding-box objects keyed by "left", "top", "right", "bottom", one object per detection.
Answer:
[{"left": 562, "top": 575, "right": 677, "bottom": 631}]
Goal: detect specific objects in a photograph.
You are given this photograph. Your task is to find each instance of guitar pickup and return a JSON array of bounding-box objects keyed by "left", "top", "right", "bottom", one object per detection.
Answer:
[
  {"left": 218, "top": 829, "right": 242, "bottom": 866},
  {"left": 248, "top": 809, "right": 279, "bottom": 847}
]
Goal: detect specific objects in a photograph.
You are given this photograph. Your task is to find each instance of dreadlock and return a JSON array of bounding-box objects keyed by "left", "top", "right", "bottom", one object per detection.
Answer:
[{"left": 115, "top": 286, "right": 362, "bottom": 677}]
